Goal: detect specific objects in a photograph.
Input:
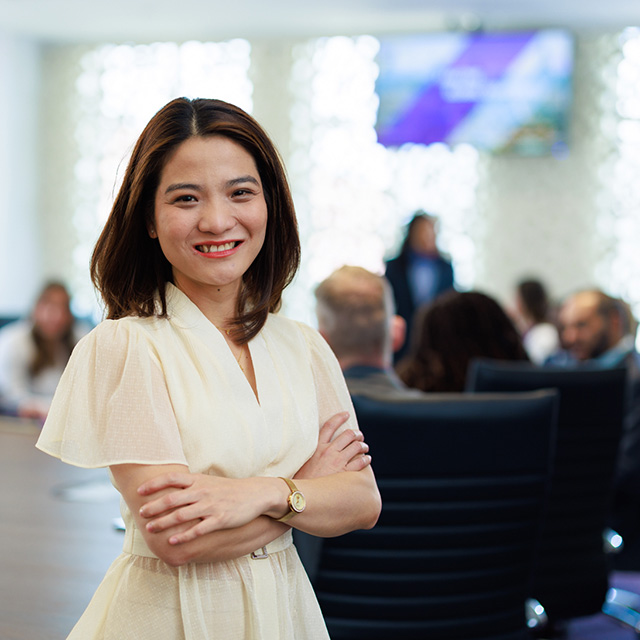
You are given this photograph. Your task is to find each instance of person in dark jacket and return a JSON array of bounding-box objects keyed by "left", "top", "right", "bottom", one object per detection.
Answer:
[{"left": 385, "top": 211, "right": 454, "bottom": 361}]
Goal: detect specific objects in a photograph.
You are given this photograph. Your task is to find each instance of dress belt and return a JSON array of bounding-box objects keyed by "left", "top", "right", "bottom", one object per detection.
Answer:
[
  {"left": 123, "top": 525, "right": 293, "bottom": 560},
  {"left": 244, "top": 529, "right": 293, "bottom": 559}
]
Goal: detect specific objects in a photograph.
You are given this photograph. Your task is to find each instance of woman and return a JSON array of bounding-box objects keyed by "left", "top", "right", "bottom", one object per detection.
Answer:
[
  {"left": 513, "top": 278, "right": 560, "bottom": 365},
  {"left": 397, "top": 290, "right": 530, "bottom": 393},
  {"left": 0, "top": 281, "right": 82, "bottom": 420},
  {"left": 36, "top": 98, "right": 381, "bottom": 639},
  {"left": 384, "top": 212, "right": 454, "bottom": 362}
]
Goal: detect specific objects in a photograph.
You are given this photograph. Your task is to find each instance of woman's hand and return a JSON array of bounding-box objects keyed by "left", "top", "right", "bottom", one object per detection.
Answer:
[
  {"left": 134, "top": 412, "right": 372, "bottom": 546},
  {"left": 137, "top": 474, "right": 283, "bottom": 545},
  {"left": 295, "top": 411, "right": 371, "bottom": 479}
]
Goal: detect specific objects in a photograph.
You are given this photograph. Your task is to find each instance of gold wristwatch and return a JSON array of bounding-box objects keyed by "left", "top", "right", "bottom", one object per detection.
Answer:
[{"left": 274, "top": 477, "right": 306, "bottom": 523}]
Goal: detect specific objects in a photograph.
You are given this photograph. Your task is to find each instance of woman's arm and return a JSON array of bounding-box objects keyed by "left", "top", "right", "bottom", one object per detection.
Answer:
[
  {"left": 111, "top": 462, "right": 290, "bottom": 566},
  {"left": 111, "top": 412, "right": 376, "bottom": 564},
  {"left": 135, "top": 466, "right": 380, "bottom": 547}
]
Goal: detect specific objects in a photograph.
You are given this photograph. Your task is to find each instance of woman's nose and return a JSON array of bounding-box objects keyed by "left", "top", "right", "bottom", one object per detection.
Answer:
[{"left": 197, "top": 200, "right": 235, "bottom": 234}]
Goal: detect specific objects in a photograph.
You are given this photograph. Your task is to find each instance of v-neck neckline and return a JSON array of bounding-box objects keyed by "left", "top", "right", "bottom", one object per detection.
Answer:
[{"left": 165, "top": 283, "right": 262, "bottom": 406}]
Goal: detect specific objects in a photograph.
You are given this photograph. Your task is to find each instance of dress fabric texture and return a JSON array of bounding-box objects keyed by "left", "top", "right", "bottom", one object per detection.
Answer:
[{"left": 36, "top": 284, "right": 356, "bottom": 639}]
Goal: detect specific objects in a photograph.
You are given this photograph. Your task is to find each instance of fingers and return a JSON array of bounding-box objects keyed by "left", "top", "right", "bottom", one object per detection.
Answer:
[
  {"left": 340, "top": 438, "right": 369, "bottom": 460},
  {"left": 138, "top": 472, "right": 193, "bottom": 496},
  {"left": 332, "top": 427, "right": 364, "bottom": 451},
  {"left": 139, "top": 489, "right": 197, "bottom": 518},
  {"left": 145, "top": 504, "right": 201, "bottom": 532},
  {"left": 168, "top": 520, "right": 213, "bottom": 545},
  {"left": 346, "top": 453, "right": 372, "bottom": 472},
  {"left": 318, "top": 411, "right": 350, "bottom": 444}
]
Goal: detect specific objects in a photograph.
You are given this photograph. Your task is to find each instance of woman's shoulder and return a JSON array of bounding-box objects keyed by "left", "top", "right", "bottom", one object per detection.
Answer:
[
  {"left": 74, "top": 315, "right": 167, "bottom": 350},
  {"left": 264, "top": 313, "right": 335, "bottom": 360},
  {"left": 265, "top": 313, "right": 319, "bottom": 342},
  {"left": 0, "top": 319, "right": 32, "bottom": 343}
]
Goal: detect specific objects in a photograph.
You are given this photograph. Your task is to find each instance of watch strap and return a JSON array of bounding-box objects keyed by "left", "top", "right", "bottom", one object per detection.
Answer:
[{"left": 275, "top": 477, "right": 301, "bottom": 523}]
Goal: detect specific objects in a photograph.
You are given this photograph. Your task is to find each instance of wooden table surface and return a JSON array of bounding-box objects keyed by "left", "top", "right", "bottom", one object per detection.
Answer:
[{"left": 0, "top": 419, "right": 124, "bottom": 639}]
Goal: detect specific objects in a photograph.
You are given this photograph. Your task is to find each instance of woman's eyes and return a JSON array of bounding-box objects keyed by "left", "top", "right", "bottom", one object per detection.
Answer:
[
  {"left": 171, "top": 188, "right": 256, "bottom": 203},
  {"left": 174, "top": 194, "right": 197, "bottom": 203},
  {"left": 232, "top": 188, "right": 254, "bottom": 198}
]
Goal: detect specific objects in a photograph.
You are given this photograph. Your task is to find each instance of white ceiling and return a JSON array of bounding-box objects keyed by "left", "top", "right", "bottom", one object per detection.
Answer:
[{"left": 0, "top": 0, "right": 639, "bottom": 45}]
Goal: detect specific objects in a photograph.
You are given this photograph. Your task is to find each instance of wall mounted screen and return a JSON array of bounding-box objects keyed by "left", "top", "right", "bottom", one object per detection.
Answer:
[{"left": 375, "top": 30, "right": 574, "bottom": 156}]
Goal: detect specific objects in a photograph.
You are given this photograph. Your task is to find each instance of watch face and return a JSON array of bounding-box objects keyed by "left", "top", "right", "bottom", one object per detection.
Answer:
[{"left": 290, "top": 490, "right": 306, "bottom": 513}]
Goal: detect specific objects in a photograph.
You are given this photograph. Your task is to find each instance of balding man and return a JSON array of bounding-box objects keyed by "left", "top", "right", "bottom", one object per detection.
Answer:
[
  {"left": 315, "top": 266, "right": 425, "bottom": 400},
  {"left": 555, "top": 290, "right": 636, "bottom": 365}
]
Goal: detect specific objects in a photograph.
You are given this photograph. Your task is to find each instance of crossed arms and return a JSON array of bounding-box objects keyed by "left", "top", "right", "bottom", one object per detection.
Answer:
[{"left": 111, "top": 412, "right": 381, "bottom": 567}]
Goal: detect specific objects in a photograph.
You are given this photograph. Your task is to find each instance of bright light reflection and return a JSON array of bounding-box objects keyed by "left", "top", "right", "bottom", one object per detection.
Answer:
[
  {"left": 286, "top": 36, "right": 479, "bottom": 325},
  {"left": 607, "top": 27, "right": 640, "bottom": 347},
  {"left": 72, "top": 40, "right": 252, "bottom": 318}
]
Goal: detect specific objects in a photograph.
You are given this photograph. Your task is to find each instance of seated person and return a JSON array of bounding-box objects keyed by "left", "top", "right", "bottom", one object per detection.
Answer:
[
  {"left": 0, "top": 281, "right": 87, "bottom": 421},
  {"left": 396, "top": 290, "right": 530, "bottom": 393},
  {"left": 548, "top": 289, "right": 640, "bottom": 546},
  {"left": 315, "top": 265, "right": 425, "bottom": 400},
  {"left": 512, "top": 278, "right": 560, "bottom": 365}
]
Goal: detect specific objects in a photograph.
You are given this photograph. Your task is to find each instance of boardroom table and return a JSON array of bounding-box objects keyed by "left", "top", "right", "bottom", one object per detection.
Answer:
[{"left": 0, "top": 418, "right": 124, "bottom": 639}]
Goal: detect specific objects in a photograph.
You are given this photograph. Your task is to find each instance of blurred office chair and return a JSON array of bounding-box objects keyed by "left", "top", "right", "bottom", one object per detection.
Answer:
[
  {"left": 313, "top": 390, "right": 559, "bottom": 640},
  {"left": 466, "top": 359, "right": 628, "bottom": 633}
]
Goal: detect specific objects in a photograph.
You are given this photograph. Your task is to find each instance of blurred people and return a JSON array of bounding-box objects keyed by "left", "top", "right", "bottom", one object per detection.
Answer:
[
  {"left": 549, "top": 289, "right": 640, "bottom": 544},
  {"left": 512, "top": 278, "right": 560, "bottom": 365},
  {"left": 397, "top": 290, "right": 530, "bottom": 393},
  {"left": 385, "top": 211, "right": 454, "bottom": 361},
  {"left": 550, "top": 289, "right": 636, "bottom": 366},
  {"left": 315, "top": 265, "right": 425, "bottom": 400},
  {"left": 0, "top": 281, "right": 84, "bottom": 421}
]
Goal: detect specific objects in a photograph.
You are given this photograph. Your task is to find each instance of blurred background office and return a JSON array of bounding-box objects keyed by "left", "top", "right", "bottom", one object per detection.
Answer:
[{"left": 0, "top": 0, "right": 639, "bottom": 338}]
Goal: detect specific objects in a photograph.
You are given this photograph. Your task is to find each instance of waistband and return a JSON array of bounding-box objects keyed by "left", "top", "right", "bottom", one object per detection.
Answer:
[
  {"left": 244, "top": 529, "right": 293, "bottom": 559},
  {"left": 123, "top": 526, "right": 293, "bottom": 560}
]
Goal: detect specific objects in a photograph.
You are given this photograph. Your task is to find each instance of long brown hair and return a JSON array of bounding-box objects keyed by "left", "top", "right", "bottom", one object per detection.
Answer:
[
  {"left": 29, "top": 282, "right": 76, "bottom": 378},
  {"left": 397, "top": 290, "right": 530, "bottom": 392},
  {"left": 90, "top": 98, "right": 301, "bottom": 344}
]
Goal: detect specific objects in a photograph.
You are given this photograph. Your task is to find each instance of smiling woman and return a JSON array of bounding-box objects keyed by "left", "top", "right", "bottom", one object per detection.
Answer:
[
  {"left": 35, "top": 97, "right": 381, "bottom": 639},
  {"left": 151, "top": 136, "right": 268, "bottom": 319}
]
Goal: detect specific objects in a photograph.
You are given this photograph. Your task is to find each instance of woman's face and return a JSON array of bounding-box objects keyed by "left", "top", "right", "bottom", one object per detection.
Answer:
[
  {"left": 409, "top": 218, "right": 437, "bottom": 254},
  {"left": 152, "top": 135, "right": 268, "bottom": 303},
  {"left": 33, "top": 287, "right": 72, "bottom": 340}
]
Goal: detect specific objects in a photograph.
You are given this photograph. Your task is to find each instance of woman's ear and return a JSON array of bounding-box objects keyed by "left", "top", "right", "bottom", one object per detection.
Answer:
[{"left": 148, "top": 224, "right": 157, "bottom": 239}]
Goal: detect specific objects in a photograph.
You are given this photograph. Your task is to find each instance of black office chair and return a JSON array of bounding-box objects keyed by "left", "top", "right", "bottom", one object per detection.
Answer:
[
  {"left": 313, "top": 390, "right": 559, "bottom": 640},
  {"left": 466, "top": 359, "right": 628, "bottom": 631}
]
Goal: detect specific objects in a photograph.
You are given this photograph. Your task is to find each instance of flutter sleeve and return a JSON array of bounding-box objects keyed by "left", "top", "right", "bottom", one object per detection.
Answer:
[
  {"left": 296, "top": 321, "right": 359, "bottom": 433},
  {"left": 36, "top": 318, "right": 187, "bottom": 469}
]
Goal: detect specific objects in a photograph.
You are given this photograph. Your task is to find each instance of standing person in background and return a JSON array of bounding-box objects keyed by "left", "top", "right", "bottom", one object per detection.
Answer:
[
  {"left": 385, "top": 211, "right": 454, "bottom": 361},
  {"left": 512, "top": 278, "right": 560, "bottom": 365},
  {"left": 0, "top": 281, "right": 85, "bottom": 421},
  {"left": 36, "top": 97, "right": 380, "bottom": 639}
]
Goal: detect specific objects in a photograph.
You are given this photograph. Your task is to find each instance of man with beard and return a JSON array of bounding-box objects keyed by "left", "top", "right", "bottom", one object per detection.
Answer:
[{"left": 550, "top": 289, "right": 640, "bottom": 557}]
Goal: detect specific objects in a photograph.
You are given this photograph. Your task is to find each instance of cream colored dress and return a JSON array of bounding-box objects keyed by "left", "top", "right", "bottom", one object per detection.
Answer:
[{"left": 36, "top": 284, "right": 357, "bottom": 639}]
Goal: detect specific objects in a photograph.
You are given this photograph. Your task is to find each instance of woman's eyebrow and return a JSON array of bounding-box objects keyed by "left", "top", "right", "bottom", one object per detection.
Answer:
[
  {"left": 164, "top": 182, "right": 201, "bottom": 194},
  {"left": 227, "top": 175, "right": 260, "bottom": 187}
]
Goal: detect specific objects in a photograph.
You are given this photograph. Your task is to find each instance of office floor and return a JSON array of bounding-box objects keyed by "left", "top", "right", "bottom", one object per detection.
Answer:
[{"left": 0, "top": 422, "right": 123, "bottom": 640}]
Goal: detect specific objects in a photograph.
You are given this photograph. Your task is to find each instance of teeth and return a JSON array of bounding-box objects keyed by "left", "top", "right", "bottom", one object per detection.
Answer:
[{"left": 198, "top": 242, "right": 236, "bottom": 253}]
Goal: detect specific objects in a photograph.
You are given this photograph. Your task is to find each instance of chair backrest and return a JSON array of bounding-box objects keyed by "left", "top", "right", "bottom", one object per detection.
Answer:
[
  {"left": 466, "top": 359, "right": 627, "bottom": 624},
  {"left": 314, "top": 389, "right": 559, "bottom": 640}
]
